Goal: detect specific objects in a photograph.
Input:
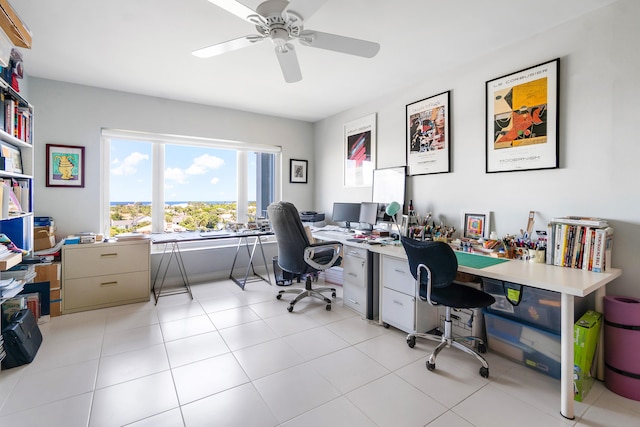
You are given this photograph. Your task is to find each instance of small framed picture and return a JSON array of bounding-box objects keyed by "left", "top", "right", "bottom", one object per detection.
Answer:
[
  {"left": 0, "top": 141, "right": 23, "bottom": 174},
  {"left": 462, "top": 210, "right": 491, "bottom": 239},
  {"left": 46, "top": 144, "right": 85, "bottom": 188},
  {"left": 289, "top": 159, "right": 308, "bottom": 184}
]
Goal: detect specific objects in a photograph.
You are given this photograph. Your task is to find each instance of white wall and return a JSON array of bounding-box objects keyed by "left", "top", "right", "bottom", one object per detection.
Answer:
[
  {"left": 313, "top": 0, "right": 640, "bottom": 298},
  {"left": 27, "top": 79, "right": 311, "bottom": 282}
]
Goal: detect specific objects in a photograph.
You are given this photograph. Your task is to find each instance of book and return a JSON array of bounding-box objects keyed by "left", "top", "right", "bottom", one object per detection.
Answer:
[
  {"left": 592, "top": 227, "right": 613, "bottom": 272},
  {"left": 551, "top": 216, "right": 608, "bottom": 228}
]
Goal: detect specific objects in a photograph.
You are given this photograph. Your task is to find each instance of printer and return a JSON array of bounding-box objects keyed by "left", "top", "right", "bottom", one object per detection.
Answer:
[{"left": 299, "top": 211, "right": 326, "bottom": 228}]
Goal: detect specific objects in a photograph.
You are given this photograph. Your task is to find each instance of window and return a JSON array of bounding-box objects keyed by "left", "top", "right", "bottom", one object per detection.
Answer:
[{"left": 100, "top": 129, "right": 281, "bottom": 237}]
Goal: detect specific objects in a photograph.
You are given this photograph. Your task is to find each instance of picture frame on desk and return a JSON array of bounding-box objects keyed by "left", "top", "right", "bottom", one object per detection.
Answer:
[
  {"left": 344, "top": 113, "right": 376, "bottom": 187},
  {"left": 406, "top": 91, "right": 450, "bottom": 175},
  {"left": 0, "top": 141, "right": 21, "bottom": 174},
  {"left": 485, "top": 58, "right": 559, "bottom": 173},
  {"left": 289, "top": 159, "right": 308, "bottom": 184},
  {"left": 462, "top": 210, "right": 491, "bottom": 239},
  {"left": 46, "top": 144, "right": 85, "bottom": 188}
]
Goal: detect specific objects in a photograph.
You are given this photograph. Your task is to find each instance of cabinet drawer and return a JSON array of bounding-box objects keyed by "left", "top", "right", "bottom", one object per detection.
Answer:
[
  {"left": 343, "top": 245, "right": 367, "bottom": 260},
  {"left": 64, "top": 242, "right": 149, "bottom": 279},
  {"left": 63, "top": 271, "right": 150, "bottom": 311},
  {"left": 382, "top": 287, "right": 415, "bottom": 333},
  {"left": 343, "top": 280, "right": 366, "bottom": 315},
  {"left": 343, "top": 255, "right": 366, "bottom": 285},
  {"left": 382, "top": 256, "right": 414, "bottom": 295}
]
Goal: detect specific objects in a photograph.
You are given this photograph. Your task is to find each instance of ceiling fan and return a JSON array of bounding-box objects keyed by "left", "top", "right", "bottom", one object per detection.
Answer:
[{"left": 193, "top": 0, "right": 380, "bottom": 83}]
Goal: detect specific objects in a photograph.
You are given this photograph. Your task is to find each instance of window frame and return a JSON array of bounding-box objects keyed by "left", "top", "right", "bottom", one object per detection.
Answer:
[{"left": 100, "top": 128, "right": 282, "bottom": 244}]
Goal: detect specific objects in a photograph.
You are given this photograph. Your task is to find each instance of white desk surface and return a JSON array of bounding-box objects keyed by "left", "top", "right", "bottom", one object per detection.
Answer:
[{"left": 313, "top": 230, "right": 622, "bottom": 297}]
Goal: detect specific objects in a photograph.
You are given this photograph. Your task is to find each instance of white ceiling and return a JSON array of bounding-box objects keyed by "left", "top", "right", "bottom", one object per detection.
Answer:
[{"left": 12, "top": 0, "right": 617, "bottom": 122}]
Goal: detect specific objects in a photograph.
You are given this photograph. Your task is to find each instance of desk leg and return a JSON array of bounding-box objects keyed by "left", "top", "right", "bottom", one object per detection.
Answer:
[
  {"left": 560, "top": 292, "right": 575, "bottom": 420},
  {"left": 595, "top": 287, "right": 606, "bottom": 381},
  {"left": 229, "top": 235, "right": 272, "bottom": 289},
  {"left": 152, "top": 242, "right": 193, "bottom": 304}
]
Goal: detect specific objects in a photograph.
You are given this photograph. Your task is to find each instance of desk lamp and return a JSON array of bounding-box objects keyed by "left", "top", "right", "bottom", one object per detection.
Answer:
[{"left": 385, "top": 201, "right": 402, "bottom": 238}]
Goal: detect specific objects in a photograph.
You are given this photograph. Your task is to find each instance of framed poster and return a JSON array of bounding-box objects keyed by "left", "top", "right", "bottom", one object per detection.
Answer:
[
  {"left": 344, "top": 113, "right": 376, "bottom": 187},
  {"left": 46, "top": 144, "right": 85, "bottom": 187},
  {"left": 289, "top": 159, "right": 308, "bottom": 183},
  {"left": 462, "top": 210, "right": 491, "bottom": 239},
  {"left": 0, "top": 141, "right": 22, "bottom": 173},
  {"left": 486, "top": 58, "right": 559, "bottom": 173},
  {"left": 406, "top": 91, "right": 450, "bottom": 175}
]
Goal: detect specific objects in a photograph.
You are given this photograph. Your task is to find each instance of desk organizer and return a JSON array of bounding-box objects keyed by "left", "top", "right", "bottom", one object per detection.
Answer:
[
  {"left": 604, "top": 295, "right": 640, "bottom": 401},
  {"left": 484, "top": 310, "right": 561, "bottom": 379}
]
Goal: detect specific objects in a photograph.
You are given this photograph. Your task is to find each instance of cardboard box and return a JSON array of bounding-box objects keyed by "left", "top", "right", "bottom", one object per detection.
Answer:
[
  {"left": 34, "top": 226, "right": 56, "bottom": 251},
  {"left": 49, "top": 288, "right": 62, "bottom": 317},
  {"left": 574, "top": 310, "right": 602, "bottom": 402},
  {"left": 34, "top": 263, "right": 61, "bottom": 290}
]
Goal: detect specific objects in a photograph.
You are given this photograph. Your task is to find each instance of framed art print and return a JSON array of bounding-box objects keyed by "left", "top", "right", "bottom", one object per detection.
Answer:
[
  {"left": 289, "top": 159, "right": 308, "bottom": 183},
  {"left": 344, "top": 113, "right": 376, "bottom": 187},
  {"left": 462, "top": 210, "right": 491, "bottom": 239},
  {"left": 486, "top": 58, "right": 559, "bottom": 173},
  {"left": 46, "top": 144, "right": 85, "bottom": 187},
  {"left": 406, "top": 91, "right": 450, "bottom": 175}
]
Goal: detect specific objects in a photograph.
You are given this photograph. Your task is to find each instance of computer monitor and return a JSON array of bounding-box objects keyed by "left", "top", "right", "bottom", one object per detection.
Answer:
[
  {"left": 332, "top": 202, "right": 361, "bottom": 230},
  {"left": 359, "top": 202, "right": 379, "bottom": 232}
]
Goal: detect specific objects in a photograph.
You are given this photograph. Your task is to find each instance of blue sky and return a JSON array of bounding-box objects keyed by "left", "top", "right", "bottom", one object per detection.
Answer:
[{"left": 110, "top": 139, "right": 256, "bottom": 202}]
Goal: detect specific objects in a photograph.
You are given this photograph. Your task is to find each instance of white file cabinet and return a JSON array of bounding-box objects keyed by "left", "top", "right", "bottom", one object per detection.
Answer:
[
  {"left": 342, "top": 245, "right": 372, "bottom": 317},
  {"left": 62, "top": 240, "right": 150, "bottom": 313},
  {"left": 380, "top": 254, "right": 437, "bottom": 333}
]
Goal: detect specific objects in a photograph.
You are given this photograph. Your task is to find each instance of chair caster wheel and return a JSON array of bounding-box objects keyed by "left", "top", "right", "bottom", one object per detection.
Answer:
[
  {"left": 326, "top": 304, "right": 331, "bottom": 311},
  {"left": 426, "top": 362, "right": 436, "bottom": 371},
  {"left": 479, "top": 367, "right": 489, "bottom": 378},
  {"left": 407, "top": 336, "right": 416, "bottom": 348},
  {"left": 287, "top": 305, "right": 294, "bottom": 312},
  {"left": 383, "top": 323, "right": 389, "bottom": 329},
  {"left": 276, "top": 294, "right": 282, "bottom": 300},
  {"left": 478, "top": 343, "right": 487, "bottom": 353},
  {"left": 332, "top": 292, "right": 337, "bottom": 298}
]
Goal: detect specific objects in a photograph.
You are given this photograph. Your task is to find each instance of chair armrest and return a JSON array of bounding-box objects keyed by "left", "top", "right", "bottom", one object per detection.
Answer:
[
  {"left": 417, "top": 263, "right": 436, "bottom": 306},
  {"left": 304, "top": 241, "right": 342, "bottom": 271}
]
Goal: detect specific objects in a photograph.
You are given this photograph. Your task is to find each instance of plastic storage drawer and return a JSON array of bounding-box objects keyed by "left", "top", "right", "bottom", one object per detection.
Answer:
[
  {"left": 484, "top": 310, "right": 561, "bottom": 379},
  {"left": 482, "top": 278, "right": 586, "bottom": 333}
]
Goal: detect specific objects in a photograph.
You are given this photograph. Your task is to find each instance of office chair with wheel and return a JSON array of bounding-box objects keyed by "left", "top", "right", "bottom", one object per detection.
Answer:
[
  {"left": 401, "top": 237, "right": 496, "bottom": 377},
  {"left": 267, "top": 201, "right": 343, "bottom": 312}
]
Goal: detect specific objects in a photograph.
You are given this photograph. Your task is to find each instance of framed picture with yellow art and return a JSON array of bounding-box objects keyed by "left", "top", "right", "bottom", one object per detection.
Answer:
[
  {"left": 46, "top": 144, "right": 85, "bottom": 187},
  {"left": 486, "top": 58, "right": 559, "bottom": 173}
]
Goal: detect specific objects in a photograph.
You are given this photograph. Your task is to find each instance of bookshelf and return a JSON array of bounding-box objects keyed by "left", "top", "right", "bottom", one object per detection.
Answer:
[{"left": 0, "top": 74, "right": 33, "bottom": 253}]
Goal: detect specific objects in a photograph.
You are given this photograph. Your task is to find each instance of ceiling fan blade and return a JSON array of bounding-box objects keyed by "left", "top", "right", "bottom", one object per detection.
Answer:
[
  {"left": 193, "top": 35, "right": 264, "bottom": 58},
  {"left": 299, "top": 31, "right": 380, "bottom": 58},
  {"left": 275, "top": 44, "right": 302, "bottom": 83},
  {"left": 285, "top": 0, "right": 327, "bottom": 21},
  {"left": 207, "top": 0, "right": 263, "bottom": 23}
]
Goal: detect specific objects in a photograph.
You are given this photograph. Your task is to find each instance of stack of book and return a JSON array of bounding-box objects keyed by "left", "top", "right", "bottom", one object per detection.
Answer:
[
  {"left": 547, "top": 217, "right": 613, "bottom": 272},
  {"left": 0, "top": 333, "right": 5, "bottom": 367}
]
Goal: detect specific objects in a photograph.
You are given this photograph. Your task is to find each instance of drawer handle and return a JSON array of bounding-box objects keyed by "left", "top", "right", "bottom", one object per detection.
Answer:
[
  {"left": 348, "top": 272, "right": 358, "bottom": 277},
  {"left": 348, "top": 299, "right": 359, "bottom": 305},
  {"left": 394, "top": 269, "right": 405, "bottom": 274},
  {"left": 100, "top": 281, "right": 119, "bottom": 287},
  {"left": 393, "top": 300, "right": 403, "bottom": 306},
  {"left": 101, "top": 253, "right": 119, "bottom": 258}
]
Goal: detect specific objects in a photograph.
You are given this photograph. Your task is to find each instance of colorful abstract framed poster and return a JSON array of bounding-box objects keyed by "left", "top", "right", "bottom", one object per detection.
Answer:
[
  {"left": 344, "top": 113, "right": 376, "bottom": 187},
  {"left": 486, "top": 58, "right": 559, "bottom": 173},
  {"left": 462, "top": 210, "right": 491, "bottom": 239},
  {"left": 46, "top": 144, "right": 85, "bottom": 187},
  {"left": 406, "top": 91, "right": 450, "bottom": 175}
]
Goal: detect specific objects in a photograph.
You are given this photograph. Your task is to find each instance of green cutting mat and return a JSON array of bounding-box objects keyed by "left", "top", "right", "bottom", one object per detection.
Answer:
[{"left": 455, "top": 251, "right": 510, "bottom": 269}]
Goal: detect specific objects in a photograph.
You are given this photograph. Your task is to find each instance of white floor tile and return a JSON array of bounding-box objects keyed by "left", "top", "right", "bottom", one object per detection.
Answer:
[
  {"left": 309, "top": 347, "right": 389, "bottom": 394},
  {"left": 90, "top": 371, "right": 179, "bottom": 427},
  {"left": 126, "top": 408, "right": 185, "bottom": 427},
  {"left": 164, "top": 331, "right": 230, "bottom": 368},
  {"left": 172, "top": 352, "right": 250, "bottom": 405},
  {"left": 105, "top": 308, "right": 159, "bottom": 333},
  {"left": 346, "top": 373, "right": 447, "bottom": 427},
  {"left": 101, "top": 323, "right": 164, "bottom": 357},
  {"left": 353, "top": 330, "right": 425, "bottom": 370},
  {"left": 324, "top": 315, "right": 388, "bottom": 345},
  {"left": 156, "top": 301, "right": 206, "bottom": 323},
  {"left": 253, "top": 363, "right": 340, "bottom": 423},
  {"left": 233, "top": 337, "right": 305, "bottom": 380},
  {"left": 207, "top": 306, "right": 261, "bottom": 329},
  {"left": 159, "top": 314, "right": 216, "bottom": 342},
  {"left": 0, "top": 392, "right": 93, "bottom": 427},
  {"left": 282, "top": 326, "right": 349, "bottom": 361},
  {"left": 217, "top": 319, "right": 279, "bottom": 351},
  {"left": 281, "top": 396, "right": 377, "bottom": 427},
  {"left": 263, "top": 312, "right": 321, "bottom": 337},
  {"left": 182, "top": 383, "right": 278, "bottom": 427},
  {"left": 96, "top": 343, "right": 169, "bottom": 389}
]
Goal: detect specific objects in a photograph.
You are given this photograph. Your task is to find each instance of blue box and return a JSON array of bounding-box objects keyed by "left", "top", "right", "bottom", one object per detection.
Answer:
[
  {"left": 34, "top": 217, "right": 53, "bottom": 226},
  {"left": 484, "top": 310, "right": 561, "bottom": 379}
]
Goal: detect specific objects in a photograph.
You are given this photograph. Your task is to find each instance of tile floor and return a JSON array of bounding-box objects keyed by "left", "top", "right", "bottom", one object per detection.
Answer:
[{"left": 1, "top": 277, "right": 639, "bottom": 426}]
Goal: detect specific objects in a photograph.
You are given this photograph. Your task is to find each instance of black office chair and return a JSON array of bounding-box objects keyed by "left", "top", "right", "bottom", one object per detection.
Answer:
[
  {"left": 267, "top": 201, "right": 343, "bottom": 312},
  {"left": 401, "top": 237, "right": 496, "bottom": 377}
]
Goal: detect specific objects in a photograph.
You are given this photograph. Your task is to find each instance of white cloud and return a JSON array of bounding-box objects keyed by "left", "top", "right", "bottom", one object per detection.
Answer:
[
  {"left": 185, "top": 154, "right": 225, "bottom": 175},
  {"left": 165, "top": 167, "right": 187, "bottom": 184},
  {"left": 210, "top": 177, "right": 220, "bottom": 185},
  {"left": 111, "top": 152, "right": 149, "bottom": 176}
]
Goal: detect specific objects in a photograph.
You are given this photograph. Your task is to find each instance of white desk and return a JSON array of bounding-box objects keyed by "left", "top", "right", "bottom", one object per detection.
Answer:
[{"left": 312, "top": 230, "right": 622, "bottom": 420}]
